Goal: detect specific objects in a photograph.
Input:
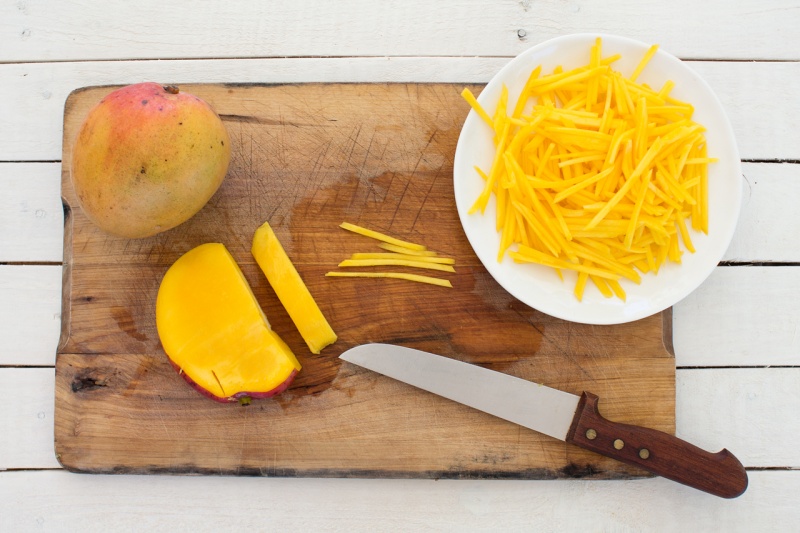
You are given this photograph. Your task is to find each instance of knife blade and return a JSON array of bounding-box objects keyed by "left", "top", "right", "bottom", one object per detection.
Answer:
[{"left": 339, "top": 343, "right": 748, "bottom": 499}]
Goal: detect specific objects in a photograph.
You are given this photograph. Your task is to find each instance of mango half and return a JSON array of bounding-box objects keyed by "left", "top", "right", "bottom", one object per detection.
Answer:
[{"left": 156, "top": 243, "right": 300, "bottom": 403}]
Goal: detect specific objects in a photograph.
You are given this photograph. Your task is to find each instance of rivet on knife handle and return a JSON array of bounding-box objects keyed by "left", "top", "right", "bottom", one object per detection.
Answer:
[{"left": 566, "top": 392, "right": 748, "bottom": 498}]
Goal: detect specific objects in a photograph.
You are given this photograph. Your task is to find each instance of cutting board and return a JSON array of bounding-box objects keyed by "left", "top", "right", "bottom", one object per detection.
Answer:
[{"left": 55, "top": 83, "right": 675, "bottom": 479}]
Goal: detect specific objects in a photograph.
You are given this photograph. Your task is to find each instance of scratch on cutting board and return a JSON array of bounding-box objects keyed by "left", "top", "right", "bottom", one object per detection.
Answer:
[
  {"left": 237, "top": 405, "right": 250, "bottom": 473},
  {"left": 155, "top": 404, "right": 172, "bottom": 441},
  {"left": 389, "top": 178, "right": 412, "bottom": 228},
  {"left": 410, "top": 165, "right": 442, "bottom": 234}
]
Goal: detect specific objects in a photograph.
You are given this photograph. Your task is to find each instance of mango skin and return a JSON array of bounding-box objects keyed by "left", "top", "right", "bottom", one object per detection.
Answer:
[{"left": 71, "top": 83, "right": 231, "bottom": 238}]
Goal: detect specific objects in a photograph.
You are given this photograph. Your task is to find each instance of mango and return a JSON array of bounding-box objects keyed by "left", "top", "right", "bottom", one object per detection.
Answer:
[
  {"left": 156, "top": 243, "right": 301, "bottom": 403},
  {"left": 71, "top": 82, "right": 230, "bottom": 238}
]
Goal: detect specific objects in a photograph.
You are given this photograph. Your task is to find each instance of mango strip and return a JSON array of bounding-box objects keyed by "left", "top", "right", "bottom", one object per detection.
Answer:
[
  {"left": 629, "top": 44, "right": 660, "bottom": 82},
  {"left": 339, "top": 222, "right": 426, "bottom": 251},
  {"left": 378, "top": 242, "right": 439, "bottom": 256},
  {"left": 461, "top": 88, "right": 494, "bottom": 127},
  {"left": 325, "top": 272, "right": 452, "bottom": 288},
  {"left": 338, "top": 259, "right": 455, "bottom": 273},
  {"left": 350, "top": 253, "right": 455, "bottom": 265}
]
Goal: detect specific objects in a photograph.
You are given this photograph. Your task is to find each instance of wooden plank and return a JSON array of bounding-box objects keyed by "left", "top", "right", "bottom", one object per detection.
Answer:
[
  {"left": 2, "top": 0, "right": 798, "bottom": 62},
  {"left": 2, "top": 59, "right": 800, "bottom": 161},
  {"left": 0, "top": 470, "right": 798, "bottom": 529},
  {"left": 674, "top": 266, "right": 800, "bottom": 366},
  {"left": 3, "top": 264, "right": 792, "bottom": 372},
  {"left": 6, "top": 367, "right": 793, "bottom": 470},
  {"left": 54, "top": 83, "right": 674, "bottom": 478},
  {"left": 5, "top": 162, "right": 797, "bottom": 264},
  {"left": 0, "top": 369, "right": 60, "bottom": 470},
  {"left": 0, "top": 266, "right": 62, "bottom": 366},
  {"left": 55, "top": 345, "right": 672, "bottom": 478},
  {"left": 676, "top": 368, "right": 800, "bottom": 468},
  {"left": 725, "top": 163, "right": 800, "bottom": 262},
  {"left": 0, "top": 57, "right": 504, "bottom": 162},
  {"left": 0, "top": 163, "right": 63, "bottom": 262},
  {"left": 695, "top": 62, "right": 800, "bottom": 161}
]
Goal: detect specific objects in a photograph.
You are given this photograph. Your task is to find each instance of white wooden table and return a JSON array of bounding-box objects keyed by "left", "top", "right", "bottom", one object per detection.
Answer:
[{"left": 2, "top": 2, "right": 799, "bottom": 530}]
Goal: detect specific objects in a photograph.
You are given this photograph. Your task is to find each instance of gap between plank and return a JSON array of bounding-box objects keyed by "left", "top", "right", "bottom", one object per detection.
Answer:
[
  {"left": 3, "top": 159, "right": 800, "bottom": 165},
  {"left": 718, "top": 262, "right": 800, "bottom": 267},
  {"left": 0, "top": 262, "right": 62, "bottom": 266},
  {"left": 0, "top": 468, "right": 63, "bottom": 473},
  {"left": 677, "top": 365, "right": 800, "bottom": 370},
  {"left": 742, "top": 158, "right": 800, "bottom": 164},
  {"left": 2, "top": 56, "right": 799, "bottom": 66},
  {"left": 745, "top": 467, "right": 800, "bottom": 471},
  {"left": 0, "top": 365, "right": 55, "bottom": 369}
]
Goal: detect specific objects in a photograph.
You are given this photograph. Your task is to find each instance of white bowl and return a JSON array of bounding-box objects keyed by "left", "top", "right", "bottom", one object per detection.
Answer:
[{"left": 453, "top": 34, "right": 742, "bottom": 325}]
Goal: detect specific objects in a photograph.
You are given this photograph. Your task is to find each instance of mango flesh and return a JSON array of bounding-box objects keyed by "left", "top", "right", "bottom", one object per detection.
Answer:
[
  {"left": 156, "top": 243, "right": 301, "bottom": 402},
  {"left": 252, "top": 221, "right": 337, "bottom": 354},
  {"left": 71, "top": 82, "right": 231, "bottom": 238}
]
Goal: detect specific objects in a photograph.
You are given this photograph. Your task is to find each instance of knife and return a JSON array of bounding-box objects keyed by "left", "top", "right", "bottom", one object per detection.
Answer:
[{"left": 339, "top": 343, "right": 748, "bottom": 498}]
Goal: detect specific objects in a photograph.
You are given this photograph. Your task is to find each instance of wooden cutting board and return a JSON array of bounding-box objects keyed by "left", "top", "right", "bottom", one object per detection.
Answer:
[{"left": 55, "top": 83, "right": 675, "bottom": 478}]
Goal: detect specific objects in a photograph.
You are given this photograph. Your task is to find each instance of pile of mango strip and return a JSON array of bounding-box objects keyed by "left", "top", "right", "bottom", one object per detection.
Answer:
[
  {"left": 461, "top": 38, "right": 715, "bottom": 301},
  {"left": 326, "top": 222, "right": 455, "bottom": 288}
]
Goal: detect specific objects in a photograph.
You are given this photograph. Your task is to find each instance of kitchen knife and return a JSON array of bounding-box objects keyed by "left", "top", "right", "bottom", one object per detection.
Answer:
[{"left": 339, "top": 343, "right": 748, "bottom": 498}]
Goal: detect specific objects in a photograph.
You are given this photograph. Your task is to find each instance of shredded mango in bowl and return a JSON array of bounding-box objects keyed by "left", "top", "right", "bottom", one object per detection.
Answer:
[{"left": 461, "top": 38, "right": 715, "bottom": 301}]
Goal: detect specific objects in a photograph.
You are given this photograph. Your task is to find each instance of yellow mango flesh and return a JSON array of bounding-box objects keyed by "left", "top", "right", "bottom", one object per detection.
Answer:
[
  {"left": 156, "top": 243, "right": 301, "bottom": 400},
  {"left": 251, "top": 222, "right": 337, "bottom": 354}
]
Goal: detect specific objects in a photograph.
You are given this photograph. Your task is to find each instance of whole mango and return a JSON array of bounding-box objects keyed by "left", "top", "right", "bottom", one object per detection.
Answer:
[{"left": 70, "top": 82, "right": 231, "bottom": 238}]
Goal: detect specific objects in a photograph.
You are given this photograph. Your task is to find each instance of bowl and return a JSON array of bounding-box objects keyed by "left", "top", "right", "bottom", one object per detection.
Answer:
[{"left": 453, "top": 33, "right": 742, "bottom": 325}]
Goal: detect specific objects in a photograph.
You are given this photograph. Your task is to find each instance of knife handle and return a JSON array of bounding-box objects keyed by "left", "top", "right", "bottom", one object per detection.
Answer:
[{"left": 566, "top": 392, "right": 748, "bottom": 499}]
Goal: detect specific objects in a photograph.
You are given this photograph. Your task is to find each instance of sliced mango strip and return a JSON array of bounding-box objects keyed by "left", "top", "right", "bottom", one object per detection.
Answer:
[
  {"left": 252, "top": 221, "right": 337, "bottom": 354},
  {"left": 339, "top": 222, "right": 427, "bottom": 251},
  {"left": 338, "top": 258, "right": 455, "bottom": 273},
  {"left": 326, "top": 271, "right": 453, "bottom": 288},
  {"left": 378, "top": 242, "right": 439, "bottom": 256},
  {"left": 349, "top": 252, "right": 456, "bottom": 265},
  {"left": 461, "top": 88, "right": 494, "bottom": 128}
]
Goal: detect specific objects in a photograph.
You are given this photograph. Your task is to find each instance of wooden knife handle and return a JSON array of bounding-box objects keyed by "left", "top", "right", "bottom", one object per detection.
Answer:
[{"left": 566, "top": 392, "right": 748, "bottom": 498}]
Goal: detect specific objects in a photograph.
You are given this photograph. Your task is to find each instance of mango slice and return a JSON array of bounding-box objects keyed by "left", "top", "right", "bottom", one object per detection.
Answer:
[
  {"left": 251, "top": 222, "right": 337, "bottom": 354},
  {"left": 156, "top": 243, "right": 301, "bottom": 402}
]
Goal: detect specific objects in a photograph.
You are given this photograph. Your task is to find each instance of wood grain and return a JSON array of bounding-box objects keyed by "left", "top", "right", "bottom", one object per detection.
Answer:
[
  {"left": 12, "top": 367, "right": 800, "bottom": 470},
  {"left": 0, "top": 265, "right": 62, "bottom": 365},
  {"left": 674, "top": 266, "right": 800, "bottom": 366},
  {"left": 0, "top": 369, "right": 61, "bottom": 469},
  {"left": 3, "top": 470, "right": 800, "bottom": 531},
  {"left": 4, "top": 59, "right": 800, "bottom": 162},
  {"left": 0, "top": 163, "right": 63, "bottom": 262},
  {"left": 55, "top": 83, "right": 675, "bottom": 478},
  {"left": 4, "top": 0, "right": 798, "bottom": 62}
]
